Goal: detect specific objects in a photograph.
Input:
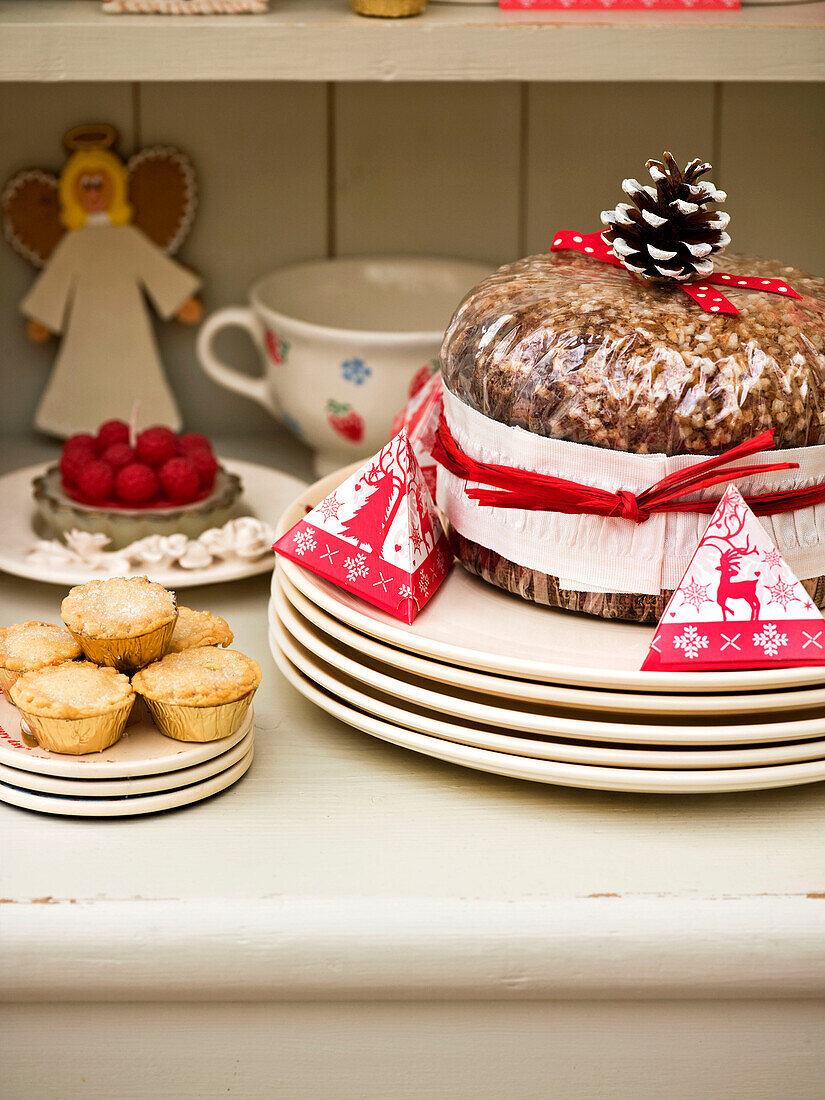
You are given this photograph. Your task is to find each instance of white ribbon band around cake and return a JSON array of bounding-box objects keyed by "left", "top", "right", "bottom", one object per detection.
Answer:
[{"left": 437, "top": 387, "right": 825, "bottom": 596}]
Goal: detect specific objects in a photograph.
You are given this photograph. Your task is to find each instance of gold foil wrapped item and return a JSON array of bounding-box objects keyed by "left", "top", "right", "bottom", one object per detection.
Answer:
[
  {"left": 69, "top": 616, "right": 177, "bottom": 674},
  {"left": 0, "top": 666, "right": 20, "bottom": 694},
  {"left": 143, "top": 691, "right": 255, "bottom": 743},
  {"left": 16, "top": 698, "right": 134, "bottom": 755}
]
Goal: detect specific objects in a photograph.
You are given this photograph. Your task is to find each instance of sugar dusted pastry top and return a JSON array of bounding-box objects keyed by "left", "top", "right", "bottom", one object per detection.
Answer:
[
  {"left": 132, "top": 646, "right": 261, "bottom": 706},
  {"left": 167, "top": 607, "right": 234, "bottom": 654},
  {"left": 10, "top": 661, "right": 134, "bottom": 719},
  {"left": 62, "top": 576, "right": 177, "bottom": 639},
  {"left": 0, "top": 621, "right": 81, "bottom": 672}
]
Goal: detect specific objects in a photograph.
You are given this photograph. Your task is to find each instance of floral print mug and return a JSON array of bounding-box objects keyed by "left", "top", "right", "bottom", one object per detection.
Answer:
[{"left": 195, "top": 257, "right": 492, "bottom": 475}]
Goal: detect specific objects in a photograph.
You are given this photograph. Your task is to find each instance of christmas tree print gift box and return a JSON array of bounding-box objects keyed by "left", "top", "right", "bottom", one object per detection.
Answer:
[{"left": 274, "top": 430, "right": 452, "bottom": 624}]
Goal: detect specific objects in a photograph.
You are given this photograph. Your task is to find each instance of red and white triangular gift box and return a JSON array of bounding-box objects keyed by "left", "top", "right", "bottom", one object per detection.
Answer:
[
  {"left": 643, "top": 486, "right": 825, "bottom": 672},
  {"left": 274, "top": 429, "right": 452, "bottom": 624},
  {"left": 390, "top": 372, "right": 442, "bottom": 499}
]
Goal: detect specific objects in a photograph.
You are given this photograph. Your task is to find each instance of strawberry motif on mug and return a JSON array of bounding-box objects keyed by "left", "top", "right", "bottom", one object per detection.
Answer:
[
  {"left": 326, "top": 400, "right": 364, "bottom": 444},
  {"left": 265, "top": 330, "right": 289, "bottom": 365}
]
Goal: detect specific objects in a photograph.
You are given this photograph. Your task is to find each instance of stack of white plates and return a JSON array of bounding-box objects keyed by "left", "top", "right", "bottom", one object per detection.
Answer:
[
  {"left": 0, "top": 695, "right": 254, "bottom": 817},
  {"left": 270, "top": 471, "right": 825, "bottom": 795}
]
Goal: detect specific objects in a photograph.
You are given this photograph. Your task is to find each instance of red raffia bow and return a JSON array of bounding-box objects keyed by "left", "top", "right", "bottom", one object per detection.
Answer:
[
  {"left": 433, "top": 416, "right": 825, "bottom": 523},
  {"left": 551, "top": 230, "right": 801, "bottom": 316}
]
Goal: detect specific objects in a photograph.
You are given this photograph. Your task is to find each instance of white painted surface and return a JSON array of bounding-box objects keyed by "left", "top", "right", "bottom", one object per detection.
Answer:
[
  {"left": 0, "top": 0, "right": 824, "bottom": 81},
  {"left": 2, "top": 442, "right": 825, "bottom": 936},
  {"left": 2, "top": 437, "right": 825, "bottom": 1095},
  {"left": 0, "top": 30, "right": 822, "bottom": 1087},
  {"left": 4, "top": 895, "right": 825, "bottom": 1002},
  {"left": 3, "top": 1001, "right": 824, "bottom": 1100}
]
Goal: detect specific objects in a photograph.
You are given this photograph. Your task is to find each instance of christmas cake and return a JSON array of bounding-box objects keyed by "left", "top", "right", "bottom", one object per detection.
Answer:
[{"left": 438, "top": 154, "right": 825, "bottom": 622}]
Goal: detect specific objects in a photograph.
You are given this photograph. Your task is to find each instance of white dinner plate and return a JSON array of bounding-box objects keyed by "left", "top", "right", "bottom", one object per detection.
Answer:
[
  {"left": 0, "top": 692, "right": 254, "bottom": 779},
  {"left": 270, "top": 631, "right": 825, "bottom": 795},
  {"left": 277, "top": 469, "right": 825, "bottom": 694},
  {"left": 0, "top": 728, "right": 254, "bottom": 798},
  {"left": 0, "top": 460, "right": 305, "bottom": 588},
  {"left": 270, "top": 615, "right": 825, "bottom": 767},
  {"left": 276, "top": 568, "right": 825, "bottom": 718},
  {"left": 271, "top": 593, "right": 825, "bottom": 747},
  {"left": 0, "top": 746, "right": 254, "bottom": 818}
]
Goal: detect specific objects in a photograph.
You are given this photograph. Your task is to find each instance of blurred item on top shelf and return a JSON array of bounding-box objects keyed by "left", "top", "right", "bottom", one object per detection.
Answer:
[
  {"left": 1, "top": 124, "right": 202, "bottom": 438},
  {"left": 350, "top": 0, "right": 426, "bottom": 14},
  {"left": 500, "top": 0, "right": 737, "bottom": 7},
  {"left": 196, "top": 256, "right": 491, "bottom": 477},
  {"left": 102, "top": 1, "right": 268, "bottom": 12}
]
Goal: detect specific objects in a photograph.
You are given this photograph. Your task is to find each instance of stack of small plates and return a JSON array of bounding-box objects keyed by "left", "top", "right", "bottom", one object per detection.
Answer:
[
  {"left": 0, "top": 694, "right": 254, "bottom": 817},
  {"left": 270, "top": 470, "right": 825, "bottom": 795}
]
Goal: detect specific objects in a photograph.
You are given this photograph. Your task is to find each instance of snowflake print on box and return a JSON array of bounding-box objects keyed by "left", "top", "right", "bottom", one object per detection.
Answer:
[
  {"left": 341, "top": 358, "right": 372, "bottom": 386},
  {"left": 643, "top": 485, "right": 825, "bottom": 672},
  {"left": 752, "top": 623, "right": 788, "bottom": 658},
  {"left": 292, "top": 527, "right": 317, "bottom": 557},
  {"left": 673, "top": 625, "right": 709, "bottom": 660},
  {"left": 680, "top": 579, "right": 711, "bottom": 611},
  {"left": 344, "top": 553, "right": 369, "bottom": 582},
  {"left": 274, "top": 428, "right": 452, "bottom": 623}
]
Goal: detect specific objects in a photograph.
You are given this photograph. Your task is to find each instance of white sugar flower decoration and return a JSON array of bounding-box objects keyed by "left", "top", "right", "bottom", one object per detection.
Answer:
[
  {"left": 178, "top": 541, "right": 214, "bottom": 570},
  {"left": 26, "top": 516, "right": 274, "bottom": 574},
  {"left": 196, "top": 526, "right": 236, "bottom": 560},
  {"left": 63, "top": 530, "right": 112, "bottom": 565},
  {"left": 126, "top": 534, "right": 187, "bottom": 568},
  {"left": 226, "top": 517, "right": 275, "bottom": 561}
]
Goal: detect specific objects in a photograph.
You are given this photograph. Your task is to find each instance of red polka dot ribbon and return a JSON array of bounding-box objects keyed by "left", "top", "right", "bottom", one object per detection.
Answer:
[{"left": 550, "top": 230, "right": 801, "bottom": 317}]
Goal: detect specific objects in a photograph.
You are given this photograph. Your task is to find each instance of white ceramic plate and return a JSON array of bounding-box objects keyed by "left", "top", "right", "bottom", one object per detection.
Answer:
[
  {"left": 270, "top": 615, "right": 825, "bottom": 766},
  {"left": 0, "top": 746, "right": 254, "bottom": 818},
  {"left": 0, "top": 728, "right": 254, "bottom": 798},
  {"left": 0, "top": 460, "right": 305, "bottom": 588},
  {"left": 277, "top": 470, "right": 825, "bottom": 694},
  {"left": 273, "top": 586, "right": 825, "bottom": 747},
  {"left": 276, "top": 568, "right": 825, "bottom": 718},
  {"left": 0, "top": 692, "right": 254, "bottom": 779},
  {"left": 271, "top": 632, "right": 825, "bottom": 795}
]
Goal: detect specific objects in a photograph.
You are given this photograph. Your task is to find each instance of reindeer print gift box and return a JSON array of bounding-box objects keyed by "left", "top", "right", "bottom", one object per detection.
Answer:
[{"left": 436, "top": 156, "right": 825, "bottom": 624}]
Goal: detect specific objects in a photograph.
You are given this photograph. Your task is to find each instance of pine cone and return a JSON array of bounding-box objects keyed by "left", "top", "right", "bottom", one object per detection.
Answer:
[{"left": 600, "top": 152, "right": 731, "bottom": 283}]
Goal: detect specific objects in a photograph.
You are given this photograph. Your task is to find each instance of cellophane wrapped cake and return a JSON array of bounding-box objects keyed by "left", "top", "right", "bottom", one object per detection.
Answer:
[{"left": 438, "top": 154, "right": 825, "bottom": 622}]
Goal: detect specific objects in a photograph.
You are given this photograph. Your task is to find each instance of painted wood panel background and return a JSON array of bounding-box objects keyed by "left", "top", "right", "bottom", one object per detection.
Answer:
[{"left": 0, "top": 81, "right": 823, "bottom": 440}]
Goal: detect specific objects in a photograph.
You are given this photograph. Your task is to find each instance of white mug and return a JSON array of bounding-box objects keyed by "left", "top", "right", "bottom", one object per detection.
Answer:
[{"left": 196, "top": 256, "right": 491, "bottom": 475}]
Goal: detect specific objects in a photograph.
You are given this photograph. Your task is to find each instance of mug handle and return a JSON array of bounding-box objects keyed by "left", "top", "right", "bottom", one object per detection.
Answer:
[{"left": 196, "top": 306, "right": 281, "bottom": 417}]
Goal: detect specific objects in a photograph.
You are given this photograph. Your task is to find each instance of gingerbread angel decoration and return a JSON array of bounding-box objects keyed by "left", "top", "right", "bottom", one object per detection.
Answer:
[{"left": 2, "top": 124, "right": 202, "bottom": 436}]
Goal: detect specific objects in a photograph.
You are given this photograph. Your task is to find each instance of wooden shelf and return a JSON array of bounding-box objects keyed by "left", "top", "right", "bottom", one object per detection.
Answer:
[{"left": 0, "top": 0, "right": 824, "bottom": 82}]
